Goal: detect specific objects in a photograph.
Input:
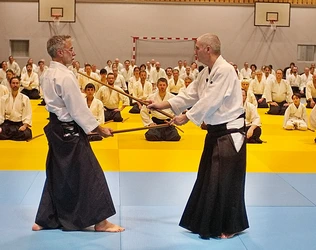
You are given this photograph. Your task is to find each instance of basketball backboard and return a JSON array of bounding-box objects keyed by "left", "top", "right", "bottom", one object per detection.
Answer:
[
  {"left": 254, "top": 2, "right": 290, "bottom": 27},
  {"left": 38, "top": 0, "right": 76, "bottom": 23}
]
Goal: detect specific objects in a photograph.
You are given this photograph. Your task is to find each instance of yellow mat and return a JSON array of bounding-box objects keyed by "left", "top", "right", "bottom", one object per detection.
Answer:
[{"left": 0, "top": 100, "right": 315, "bottom": 173}]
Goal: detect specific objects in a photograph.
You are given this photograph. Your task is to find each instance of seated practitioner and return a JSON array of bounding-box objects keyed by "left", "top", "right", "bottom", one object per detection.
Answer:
[
  {"left": 84, "top": 83, "right": 105, "bottom": 141},
  {"left": 167, "top": 69, "right": 185, "bottom": 95},
  {"left": 310, "top": 105, "right": 316, "bottom": 142},
  {"left": 128, "top": 66, "right": 141, "bottom": 109},
  {"left": 306, "top": 73, "right": 316, "bottom": 108},
  {"left": 95, "top": 73, "right": 129, "bottom": 122},
  {"left": 249, "top": 70, "right": 268, "bottom": 108},
  {"left": 283, "top": 93, "right": 307, "bottom": 131},
  {"left": 20, "top": 63, "right": 40, "bottom": 99},
  {"left": 1, "top": 69, "right": 14, "bottom": 90},
  {"left": 242, "top": 89, "right": 263, "bottom": 143},
  {"left": 78, "top": 63, "right": 100, "bottom": 92},
  {"left": 241, "top": 79, "right": 257, "bottom": 107},
  {"left": 129, "top": 70, "right": 152, "bottom": 114},
  {"left": 0, "top": 84, "right": 9, "bottom": 98},
  {"left": 0, "top": 77, "right": 32, "bottom": 141},
  {"left": 140, "top": 78, "right": 180, "bottom": 141},
  {"left": 264, "top": 69, "right": 293, "bottom": 115}
]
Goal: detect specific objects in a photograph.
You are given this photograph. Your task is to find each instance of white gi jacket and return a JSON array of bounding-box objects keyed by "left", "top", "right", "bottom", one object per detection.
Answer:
[
  {"left": 150, "top": 69, "right": 167, "bottom": 84},
  {"left": 95, "top": 85, "right": 129, "bottom": 109},
  {"left": 132, "top": 81, "right": 153, "bottom": 100},
  {"left": 0, "top": 92, "right": 32, "bottom": 126},
  {"left": 167, "top": 78, "right": 185, "bottom": 94},
  {"left": 306, "top": 81, "right": 316, "bottom": 100},
  {"left": 86, "top": 97, "right": 105, "bottom": 125},
  {"left": 249, "top": 78, "right": 267, "bottom": 96},
  {"left": 0, "top": 85, "right": 9, "bottom": 98},
  {"left": 264, "top": 79, "right": 293, "bottom": 103},
  {"left": 7, "top": 61, "right": 21, "bottom": 76},
  {"left": 310, "top": 105, "right": 316, "bottom": 130},
  {"left": 41, "top": 61, "right": 99, "bottom": 134},
  {"left": 244, "top": 101, "right": 261, "bottom": 127},
  {"left": 21, "top": 72, "right": 39, "bottom": 90},
  {"left": 168, "top": 56, "right": 244, "bottom": 127},
  {"left": 283, "top": 103, "right": 307, "bottom": 128},
  {"left": 141, "top": 91, "right": 175, "bottom": 126},
  {"left": 78, "top": 72, "right": 100, "bottom": 91}
]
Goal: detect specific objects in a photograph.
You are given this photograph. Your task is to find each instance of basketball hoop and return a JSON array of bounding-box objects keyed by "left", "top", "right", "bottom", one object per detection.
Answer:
[
  {"left": 52, "top": 14, "right": 61, "bottom": 27},
  {"left": 269, "top": 20, "right": 277, "bottom": 31}
]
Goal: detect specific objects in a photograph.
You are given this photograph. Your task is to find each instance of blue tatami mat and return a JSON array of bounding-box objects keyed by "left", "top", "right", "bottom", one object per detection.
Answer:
[{"left": 1, "top": 171, "right": 316, "bottom": 250}]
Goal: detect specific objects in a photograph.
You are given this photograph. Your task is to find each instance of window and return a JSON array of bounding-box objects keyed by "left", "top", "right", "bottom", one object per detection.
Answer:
[
  {"left": 297, "top": 45, "right": 316, "bottom": 62},
  {"left": 10, "top": 40, "right": 29, "bottom": 57}
]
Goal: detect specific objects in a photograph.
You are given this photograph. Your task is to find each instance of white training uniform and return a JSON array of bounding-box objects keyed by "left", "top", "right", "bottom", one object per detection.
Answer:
[
  {"left": 85, "top": 97, "right": 105, "bottom": 125},
  {"left": 7, "top": 61, "right": 21, "bottom": 76},
  {"left": 288, "top": 74, "right": 302, "bottom": 88},
  {"left": 244, "top": 101, "right": 261, "bottom": 127},
  {"left": 264, "top": 79, "right": 293, "bottom": 103},
  {"left": 246, "top": 91, "right": 258, "bottom": 108},
  {"left": 306, "top": 81, "right": 316, "bottom": 100},
  {"left": 95, "top": 85, "right": 129, "bottom": 109},
  {"left": 150, "top": 69, "right": 167, "bottom": 84},
  {"left": 240, "top": 67, "right": 252, "bottom": 79},
  {"left": 140, "top": 91, "right": 175, "bottom": 126},
  {"left": 120, "top": 67, "right": 133, "bottom": 82},
  {"left": 41, "top": 61, "right": 99, "bottom": 134},
  {"left": 168, "top": 56, "right": 244, "bottom": 151},
  {"left": 0, "top": 69, "right": 6, "bottom": 83},
  {"left": 128, "top": 76, "right": 140, "bottom": 95},
  {"left": 0, "top": 85, "right": 9, "bottom": 98},
  {"left": 310, "top": 105, "right": 316, "bottom": 130},
  {"left": 167, "top": 78, "right": 185, "bottom": 94},
  {"left": 1, "top": 78, "right": 10, "bottom": 89},
  {"left": 114, "top": 74, "right": 127, "bottom": 91},
  {"left": 20, "top": 71, "right": 39, "bottom": 91},
  {"left": 249, "top": 78, "right": 267, "bottom": 96},
  {"left": 21, "top": 63, "right": 38, "bottom": 75},
  {"left": 283, "top": 103, "right": 307, "bottom": 130},
  {"left": 300, "top": 73, "right": 312, "bottom": 90},
  {"left": 78, "top": 72, "right": 100, "bottom": 91},
  {"left": 0, "top": 92, "right": 32, "bottom": 126},
  {"left": 132, "top": 81, "right": 153, "bottom": 101}
]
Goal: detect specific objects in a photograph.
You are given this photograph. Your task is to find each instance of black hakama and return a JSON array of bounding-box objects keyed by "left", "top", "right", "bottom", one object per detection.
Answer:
[
  {"left": 145, "top": 117, "right": 181, "bottom": 141},
  {"left": 0, "top": 120, "right": 32, "bottom": 141},
  {"left": 34, "top": 113, "right": 116, "bottom": 230},
  {"left": 179, "top": 124, "right": 249, "bottom": 238}
]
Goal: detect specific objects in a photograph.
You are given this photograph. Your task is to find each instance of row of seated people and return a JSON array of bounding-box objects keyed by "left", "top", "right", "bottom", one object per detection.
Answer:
[
  {"left": 1, "top": 56, "right": 316, "bottom": 142},
  {"left": 0, "top": 61, "right": 48, "bottom": 100},
  {"left": 1, "top": 73, "right": 315, "bottom": 143},
  {"left": 241, "top": 68, "right": 316, "bottom": 114}
]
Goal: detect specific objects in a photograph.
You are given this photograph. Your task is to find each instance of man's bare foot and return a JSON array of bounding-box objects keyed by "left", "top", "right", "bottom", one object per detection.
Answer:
[
  {"left": 94, "top": 220, "right": 125, "bottom": 233},
  {"left": 220, "top": 232, "right": 236, "bottom": 239},
  {"left": 32, "top": 223, "right": 43, "bottom": 231}
]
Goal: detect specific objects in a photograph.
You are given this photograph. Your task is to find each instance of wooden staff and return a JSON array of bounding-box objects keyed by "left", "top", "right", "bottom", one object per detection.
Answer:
[
  {"left": 26, "top": 133, "right": 44, "bottom": 142},
  {"left": 77, "top": 71, "right": 174, "bottom": 119},
  {"left": 112, "top": 123, "right": 171, "bottom": 134}
]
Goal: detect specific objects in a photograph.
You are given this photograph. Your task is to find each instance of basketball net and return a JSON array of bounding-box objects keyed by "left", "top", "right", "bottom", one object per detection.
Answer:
[
  {"left": 269, "top": 20, "right": 277, "bottom": 31},
  {"left": 52, "top": 15, "right": 61, "bottom": 27}
]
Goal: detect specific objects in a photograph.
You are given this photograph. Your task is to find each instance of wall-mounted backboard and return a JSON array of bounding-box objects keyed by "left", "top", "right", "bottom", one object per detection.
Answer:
[
  {"left": 38, "top": 0, "right": 76, "bottom": 22},
  {"left": 254, "top": 2, "right": 290, "bottom": 27}
]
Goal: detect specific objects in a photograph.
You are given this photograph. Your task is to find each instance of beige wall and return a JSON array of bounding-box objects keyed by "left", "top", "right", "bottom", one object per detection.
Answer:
[{"left": 0, "top": 2, "right": 315, "bottom": 71}]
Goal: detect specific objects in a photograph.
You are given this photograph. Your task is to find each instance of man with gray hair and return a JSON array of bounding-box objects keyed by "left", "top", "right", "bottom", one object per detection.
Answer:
[
  {"left": 148, "top": 33, "right": 248, "bottom": 239},
  {"left": 32, "top": 35, "right": 124, "bottom": 233}
]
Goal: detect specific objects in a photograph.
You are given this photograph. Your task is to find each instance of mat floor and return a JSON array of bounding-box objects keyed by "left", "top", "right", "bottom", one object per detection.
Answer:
[{"left": 0, "top": 100, "right": 315, "bottom": 250}]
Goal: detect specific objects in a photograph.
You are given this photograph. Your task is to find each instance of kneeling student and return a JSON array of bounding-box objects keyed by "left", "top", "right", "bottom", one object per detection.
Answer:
[
  {"left": 141, "top": 78, "right": 180, "bottom": 141},
  {"left": 283, "top": 93, "right": 308, "bottom": 130},
  {"left": 0, "top": 77, "right": 32, "bottom": 141}
]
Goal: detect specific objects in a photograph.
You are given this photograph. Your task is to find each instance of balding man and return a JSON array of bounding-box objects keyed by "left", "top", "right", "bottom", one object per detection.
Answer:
[{"left": 148, "top": 33, "right": 248, "bottom": 239}]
